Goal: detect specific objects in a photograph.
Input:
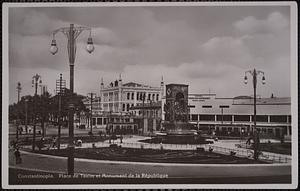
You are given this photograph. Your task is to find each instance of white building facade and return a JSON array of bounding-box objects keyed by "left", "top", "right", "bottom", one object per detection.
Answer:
[
  {"left": 188, "top": 94, "right": 291, "bottom": 140},
  {"left": 78, "top": 76, "right": 164, "bottom": 135}
]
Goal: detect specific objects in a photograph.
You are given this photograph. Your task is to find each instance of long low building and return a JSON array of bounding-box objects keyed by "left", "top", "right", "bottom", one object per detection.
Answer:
[{"left": 188, "top": 94, "right": 291, "bottom": 140}]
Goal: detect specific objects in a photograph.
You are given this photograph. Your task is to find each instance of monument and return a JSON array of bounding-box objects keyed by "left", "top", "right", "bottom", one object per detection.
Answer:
[{"left": 158, "top": 84, "right": 206, "bottom": 144}]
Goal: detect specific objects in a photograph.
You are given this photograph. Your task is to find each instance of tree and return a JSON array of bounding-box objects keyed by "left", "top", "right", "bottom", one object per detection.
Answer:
[
  {"left": 9, "top": 90, "right": 88, "bottom": 136},
  {"left": 36, "top": 92, "right": 52, "bottom": 137}
]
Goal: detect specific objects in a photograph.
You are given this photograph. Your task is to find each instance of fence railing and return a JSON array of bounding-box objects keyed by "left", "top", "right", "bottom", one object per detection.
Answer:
[
  {"left": 22, "top": 140, "right": 290, "bottom": 164},
  {"left": 83, "top": 141, "right": 291, "bottom": 164}
]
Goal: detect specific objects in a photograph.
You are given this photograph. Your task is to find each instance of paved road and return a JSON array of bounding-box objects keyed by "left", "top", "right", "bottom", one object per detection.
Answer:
[{"left": 9, "top": 150, "right": 291, "bottom": 179}]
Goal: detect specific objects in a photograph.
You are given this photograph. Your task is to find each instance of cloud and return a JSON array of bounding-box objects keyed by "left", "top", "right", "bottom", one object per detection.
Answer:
[
  {"left": 9, "top": 8, "right": 69, "bottom": 36},
  {"left": 233, "top": 12, "right": 289, "bottom": 34},
  {"left": 7, "top": 7, "right": 292, "bottom": 104},
  {"left": 75, "top": 20, "right": 203, "bottom": 72},
  {"left": 90, "top": 27, "right": 119, "bottom": 46},
  {"left": 199, "top": 36, "right": 254, "bottom": 68}
]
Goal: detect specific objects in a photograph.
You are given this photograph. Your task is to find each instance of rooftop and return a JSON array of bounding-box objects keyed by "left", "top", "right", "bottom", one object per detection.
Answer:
[{"left": 123, "top": 82, "right": 148, "bottom": 87}]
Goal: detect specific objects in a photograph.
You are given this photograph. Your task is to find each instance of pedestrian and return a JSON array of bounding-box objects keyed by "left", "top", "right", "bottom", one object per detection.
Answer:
[
  {"left": 14, "top": 148, "right": 22, "bottom": 164},
  {"left": 38, "top": 137, "right": 45, "bottom": 151},
  {"left": 246, "top": 137, "right": 251, "bottom": 145},
  {"left": 76, "top": 139, "right": 82, "bottom": 147},
  {"left": 120, "top": 135, "right": 123, "bottom": 143},
  {"left": 52, "top": 136, "right": 57, "bottom": 148}
]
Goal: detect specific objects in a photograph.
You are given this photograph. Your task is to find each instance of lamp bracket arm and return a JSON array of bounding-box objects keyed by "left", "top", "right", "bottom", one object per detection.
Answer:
[
  {"left": 245, "top": 70, "right": 252, "bottom": 76},
  {"left": 256, "top": 70, "right": 265, "bottom": 76},
  {"left": 74, "top": 29, "right": 84, "bottom": 40}
]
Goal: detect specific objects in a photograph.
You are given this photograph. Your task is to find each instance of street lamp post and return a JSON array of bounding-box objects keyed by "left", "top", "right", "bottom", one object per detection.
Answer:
[
  {"left": 32, "top": 74, "right": 42, "bottom": 151},
  {"left": 16, "top": 82, "right": 22, "bottom": 141},
  {"left": 50, "top": 23, "right": 94, "bottom": 175},
  {"left": 244, "top": 68, "right": 265, "bottom": 160},
  {"left": 87, "top": 92, "right": 96, "bottom": 134},
  {"left": 56, "top": 74, "right": 66, "bottom": 150}
]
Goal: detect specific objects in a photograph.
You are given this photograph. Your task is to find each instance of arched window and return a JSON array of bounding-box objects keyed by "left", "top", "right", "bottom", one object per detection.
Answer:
[
  {"left": 127, "top": 92, "right": 130, "bottom": 100},
  {"left": 127, "top": 104, "right": 130, "bottom": 111}
]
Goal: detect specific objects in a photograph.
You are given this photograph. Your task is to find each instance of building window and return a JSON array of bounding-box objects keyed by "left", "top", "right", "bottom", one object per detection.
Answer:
[
  {"left": 137, "top": 92, "right": 139, "bottom": 100},
  {"left": 131, "top": 92, "right": 134, "bottom": 100},
  {"left": 148, "top": 93, "right": 151, "bottom": 100},
  {"left": 234, "top": 115, "right": 250, "bottom": 122},
  {"left": 103, "top": 93, "right": 108, "bottom": 102},
  {"left": 254, "top": 115, "right": 268, "bottom": 122},
  {"left": 202, "top": 105, "right": 212, "bottom": 108},
  {"left": 127, "top": 104, "right": 130, "bottom": 111},
  {"left": 216, "top": 115, "right": 232, "bottom": 121},
  {"left": 122, "top": 104, "right": 125, "bottom": 111},
  {"left": 191, "top": 114, "right": 198, "bottom": 121},
  {"left": 199, "top": 115, "right": 215, "bottom": 121},
  {"left": 127, "top": 92, "right": 130, "bottom": 100},
  {"left": 97, "top": 118, "right": 102, "bottom": 125},
  {"left": 114, "top": 103, "right": 118, "bottom": 112},
  {"left": 219, "top": 105, "right": 230, "bottom": 109},
  {"left": 270, "top": 115, "right": 288, "bottom": 123},
  {"left": 103, "top": 118, "right": 107, "bottom": 125},
  {"left": 92, "top": 118, "right": 96, "bottom": 126},
  {"left": 114, "top": 92, "right": 118, "bottom": 101},
  {"left": 288, "top": 116, "right": 291, "bottom": 123},
  {"left": 267, "top": 128, "right": 273, "bottom": 134},
  {"left": 156, "top": 94, "right": 159, "bottom": 101},
  {"left": 152, "top": 94, "right": 155, "bottom": 101},
  {"left": 110, "top": 118, "right": 114, "bottom": 123},
  {"left": 109, "top": 92, "right": 113, "bottom": 101}
]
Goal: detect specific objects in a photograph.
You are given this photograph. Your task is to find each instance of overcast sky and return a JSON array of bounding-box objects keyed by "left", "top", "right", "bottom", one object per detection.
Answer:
[{"left": 8, "top": 5, "right": 291, "bottom": 104}]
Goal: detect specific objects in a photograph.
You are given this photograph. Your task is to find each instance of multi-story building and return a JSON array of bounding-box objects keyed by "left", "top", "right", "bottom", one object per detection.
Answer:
[
  {"left": 99, "top": 75, "right": 163, "bottom": 113},
  {"left": 77, "top": 76, "right": 164, "bottom": 135}
]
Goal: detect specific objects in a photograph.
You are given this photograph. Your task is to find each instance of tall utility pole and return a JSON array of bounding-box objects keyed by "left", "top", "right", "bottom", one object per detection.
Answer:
[
  {"left": 50, "top": 23, "right": 94, "bottom": 175},
  {"left": 142, "top": 93, "right": 145, "bottom": 134},
  {"left": 16, "top": 82, "right": 22, "bottom": 141},
  {"left": 244, "top": 68, "right": 265, "bottom": 160},
  {"left": 32, "top": 74, "right": 42, "bottom": 151},
  {"left": 87, "top": 92, "right": 96, "bottom": 133},
  {"left": 25, "top": 98, "right": 28, "bottom": 134},
  {"left": 17, "top": 82, "right": 21, "bottom": 103},
  {"left": 56, "top": 74, "right": 66, "bottom": 150}
]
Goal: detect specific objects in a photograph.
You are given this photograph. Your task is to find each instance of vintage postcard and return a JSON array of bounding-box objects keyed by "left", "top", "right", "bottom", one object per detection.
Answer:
[{"left": 2, "top": 1, "right": 298, "bottom": 189}]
